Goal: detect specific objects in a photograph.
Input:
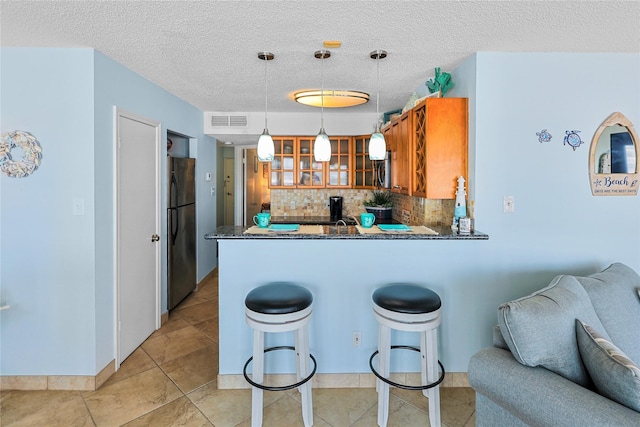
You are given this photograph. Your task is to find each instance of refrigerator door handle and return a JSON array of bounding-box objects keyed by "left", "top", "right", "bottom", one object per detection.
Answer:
[
  {"left": 170, "top": 173, "right": 179, "bottom": 243},
  {"left": 170, "top": 172, "right": 178, "bottom": 207},
  {"left": 169, "top": 207, "right": 178, "bottom": 244}
]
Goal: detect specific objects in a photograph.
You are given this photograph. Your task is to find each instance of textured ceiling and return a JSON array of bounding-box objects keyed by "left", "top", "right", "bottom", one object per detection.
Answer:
[{"left": 1, "top": 1, "right": 639, "bottom": 116}]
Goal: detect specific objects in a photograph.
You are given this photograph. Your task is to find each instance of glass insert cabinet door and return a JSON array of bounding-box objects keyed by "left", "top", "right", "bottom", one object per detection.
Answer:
[
  {"left": 270, "top": 137, "right": 296, "bottom": 187},
  {"left": 298, "top": 137, "right": 324, "bottom": 188},
  {"left": 353, "top": 135, "right": 375, "bottom": 188},
  {"left": 327, "top": 137, "right": 351, "bottom": 187}
]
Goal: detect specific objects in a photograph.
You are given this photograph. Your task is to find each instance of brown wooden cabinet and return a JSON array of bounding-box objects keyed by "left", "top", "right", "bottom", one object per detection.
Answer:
[
  {"left": 352, "top": 135, "right": 376, "bottom": 188},
  {"left": 297, "top": 137, "right": 324, "bottom": 188},
  {"left": 326, "top": 137, "right": 351, "bottom": 187},
  {"left": 411, "top": 98, "right": 468, "bottom": 199},
  {"left": 383, "top": 97, "right": 468, "bottom": 198},
  {"left": 384, "top": 111, "right": 411, "bottom": 194},
  {"left": 268, "top": 101, "right": 467, "bottom": 195},
  {"left": 269, "top": 137, "right": 296, "bottom": 188},
  {"left": 268, "top": 136, "right": 346, "bottom": 189}
]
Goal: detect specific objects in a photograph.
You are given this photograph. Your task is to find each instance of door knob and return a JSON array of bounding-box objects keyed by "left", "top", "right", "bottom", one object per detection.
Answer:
[{"left": 151, "top": 234, "right": 160, "bottom": 242}]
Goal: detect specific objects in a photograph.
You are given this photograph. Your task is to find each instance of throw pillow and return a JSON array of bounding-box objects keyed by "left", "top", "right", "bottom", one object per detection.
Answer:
[
  {"left": 576, "top": 263, "right": 640, "bottom": 364},
  {"left": 498, "top": 274, "right": 610, "bottom": 387},
  {"left": 576, "top": 320, "right": 640, "bottom": 412}
]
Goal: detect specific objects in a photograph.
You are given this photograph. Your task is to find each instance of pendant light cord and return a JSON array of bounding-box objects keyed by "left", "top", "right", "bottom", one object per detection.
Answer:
[
  {"left": 320, "top": 52, "right": 325, "bottom": 129},
  {"left": 375, "top": 50, "right": 380, "bottom": 131},
  {"left": 264, "top": 54, "right": 268, "bottom": 129}
]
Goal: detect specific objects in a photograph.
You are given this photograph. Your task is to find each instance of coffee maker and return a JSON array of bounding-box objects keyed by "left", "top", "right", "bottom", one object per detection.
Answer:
[{"left": 329, "top": 196, "right": 343, "bottom": 221}]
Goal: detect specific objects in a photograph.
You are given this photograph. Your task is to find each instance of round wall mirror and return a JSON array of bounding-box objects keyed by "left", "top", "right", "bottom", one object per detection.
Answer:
[{"left": 589, "top": 112, "right": 639, "bottom": 196}]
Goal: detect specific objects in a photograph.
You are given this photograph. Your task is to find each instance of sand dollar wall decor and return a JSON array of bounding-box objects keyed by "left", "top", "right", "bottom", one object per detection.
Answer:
[
  {"left": 589, "top": 112, "right": 639, "bottom": 196},
  {"left": 0, "top": 130, "right": 43, "bottom": 178}
]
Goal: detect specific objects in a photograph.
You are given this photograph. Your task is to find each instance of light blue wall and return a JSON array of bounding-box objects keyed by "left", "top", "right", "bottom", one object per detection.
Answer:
[
  {"left": 218, "top": 52, "right": 640, "bottom": 375},
  {"left": 0, "top": 48, "right": 217, "bottom": 376},
  {"left": 1, "top": 48, "right": 97, "bottom": 374},
  {"left": 471, "top": 52, "right": 639, "bottom": 271}
]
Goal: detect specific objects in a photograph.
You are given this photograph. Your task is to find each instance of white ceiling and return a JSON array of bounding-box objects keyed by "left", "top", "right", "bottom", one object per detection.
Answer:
[{"left": 2, "top": 1, "right": 639, "bottom": 117}]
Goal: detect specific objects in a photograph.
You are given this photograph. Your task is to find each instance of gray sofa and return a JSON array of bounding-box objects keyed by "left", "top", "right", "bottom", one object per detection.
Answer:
[{"left": 469, "top": 262, "right": 640, "bottom": 426}]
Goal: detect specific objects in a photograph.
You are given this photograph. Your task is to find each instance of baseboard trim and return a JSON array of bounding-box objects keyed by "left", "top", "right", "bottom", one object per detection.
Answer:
[
  {"left": 96, "top": 359, "right": 116, "bottom": 389},
  {"left": 1, "top": 359, "right": 117, "bottom": 391},
  {"left": 199, "top": 268, "right": 217, "bottom": 287},
  {"left": 218, "top": 372, "right": 469, "bottom": 390}
]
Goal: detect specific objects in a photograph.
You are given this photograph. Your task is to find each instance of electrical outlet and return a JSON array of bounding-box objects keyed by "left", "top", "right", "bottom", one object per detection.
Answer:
[
  {"left": 503, "top": 196, "right": 515, "bottom": 213},
  {"left": 290, "top": 200, "right": 296, "bottom": 209},
  {"left": 353, "top": 331, "right": 362, "bottom": 347}
]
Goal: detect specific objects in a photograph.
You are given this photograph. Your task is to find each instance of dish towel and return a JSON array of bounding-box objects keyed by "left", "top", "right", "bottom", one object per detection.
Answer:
[
  {"left": 356, "top": 225, "right": 439, "bottom": 235},
  {"left": 243, "top": 225, "right": 324, "bottom": 235}
]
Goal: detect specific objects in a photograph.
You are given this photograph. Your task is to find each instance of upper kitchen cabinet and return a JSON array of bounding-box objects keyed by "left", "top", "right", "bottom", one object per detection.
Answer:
[
  {"left": 352, "top": 135, "right": 376, "bottom": 188},
  {"left": 269, "top": 137, "right": 296, "bottom": 188},
  {"left": 383, "top": 97, "right": 468, "bottom": 199},
  {"left": 385, "top": 110, "right": 412, "bottom": 195},
  {"left": 327, "top": 137, "right": 351, "bottom": 187},
  {"left": 298, "top": 137, "right": 325, "bottom": 188},
  {"left": 411, "top": 98, "right": 468, "bottom": 199}
]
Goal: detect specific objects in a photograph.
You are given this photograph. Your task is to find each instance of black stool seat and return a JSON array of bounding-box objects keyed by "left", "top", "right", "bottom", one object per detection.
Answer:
[
  {"left": 245, "top": 282, "right": 313, "bottom": 315},
  {"left": 372, "top": 284, "right": 441, "bottom": 314}
]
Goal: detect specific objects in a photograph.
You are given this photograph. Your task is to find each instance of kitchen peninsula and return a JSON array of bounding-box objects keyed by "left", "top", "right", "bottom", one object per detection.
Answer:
[{"left": 206, "top": 225, "right": 489, "bottom": 389}]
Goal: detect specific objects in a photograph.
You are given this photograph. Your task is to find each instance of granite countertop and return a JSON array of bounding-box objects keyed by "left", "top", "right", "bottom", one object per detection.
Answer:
[
  {"left": 205, "top": 225, "right": 489, "bottom": 240},
  {"left": 269, "top": 216, "right": 399, "bottom": 225}
]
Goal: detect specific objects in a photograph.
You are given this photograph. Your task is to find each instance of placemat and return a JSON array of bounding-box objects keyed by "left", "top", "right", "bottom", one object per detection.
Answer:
[
  {"left": 244, "top": 225, "right": 324, "bottom": 235},
  {"left": 356, "top": 225, "right": 439, "bottom": 235}
]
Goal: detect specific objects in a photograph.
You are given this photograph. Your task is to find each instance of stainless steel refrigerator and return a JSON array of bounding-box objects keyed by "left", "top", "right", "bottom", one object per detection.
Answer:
[{"left": 167, "top": 156, "right": 197, "bottom": 310}]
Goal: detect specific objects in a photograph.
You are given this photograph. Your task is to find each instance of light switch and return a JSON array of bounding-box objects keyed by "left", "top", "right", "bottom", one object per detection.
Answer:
[
  {"left": 503, "top": 196, "right": 515, "bottom": 213},
  {"left": 73, "top": 198, "right": 85, "bottom": 216},
  {"left": 205, "top": 172, "right": 212, "bottom": 181}
]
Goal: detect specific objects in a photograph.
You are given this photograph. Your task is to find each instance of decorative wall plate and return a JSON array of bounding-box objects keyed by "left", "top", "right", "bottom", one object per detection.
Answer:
[
  {"left": 0, "top": 130, "right": 43, "bottom": 178},
  {"left": 536, "top": 129, "right": 552, "bottom": 143},
  {"left": 563, "top": 130, "right": 583, "bottom": 150}
]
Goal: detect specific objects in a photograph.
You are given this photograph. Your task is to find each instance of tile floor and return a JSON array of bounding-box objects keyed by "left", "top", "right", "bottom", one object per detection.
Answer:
[{"left": 0, "top": 270, "right": 476, "bottom": 426}]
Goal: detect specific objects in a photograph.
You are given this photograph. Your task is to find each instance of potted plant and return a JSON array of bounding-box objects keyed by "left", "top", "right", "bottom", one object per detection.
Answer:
[{"left": 364, "top": 190, "right": 393, "bottom": 219}]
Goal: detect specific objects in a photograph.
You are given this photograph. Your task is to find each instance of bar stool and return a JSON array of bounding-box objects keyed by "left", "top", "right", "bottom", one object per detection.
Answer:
[
  {"left": 243, "top": 282, "right": 316, "bottom": 427},
  {"left": 369, "top": 284, "right": 445, "bottom": 427}
]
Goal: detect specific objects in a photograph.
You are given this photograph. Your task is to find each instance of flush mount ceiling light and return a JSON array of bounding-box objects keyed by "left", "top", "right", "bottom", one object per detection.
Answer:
[
  {"left": 257, "top": 51, "right": 275, "bottom": 161},
  {"left": 314, "top": 49, "right": 332, "bottom": 162},
  {"left": 369, "top": 49, "right": 387, "bottom": 161},
  {"left": 294, "top": 90, "right": 369, "bottom": 108}
]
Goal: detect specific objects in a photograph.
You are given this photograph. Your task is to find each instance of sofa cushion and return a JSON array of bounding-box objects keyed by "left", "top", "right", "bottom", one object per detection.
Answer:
[
  {"left": 576, "top": 320, "right": 640, "bottom": 412},
  {"left": 498, "top": 274, "right": 609, "bottom": 387},
  {"left": 576, "top": 263, "right": 640, "bottom": 363},
  {"left": 493, "top": 325, "right": 509, "bottom": 350}
]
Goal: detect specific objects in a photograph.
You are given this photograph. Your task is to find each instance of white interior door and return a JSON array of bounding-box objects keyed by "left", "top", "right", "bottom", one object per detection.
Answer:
[{"left": 115, "top": 108, "right": 161, "bottom": 366}]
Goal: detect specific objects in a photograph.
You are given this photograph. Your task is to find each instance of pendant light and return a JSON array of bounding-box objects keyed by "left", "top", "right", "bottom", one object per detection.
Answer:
[
  {"left": 314, "top": 49, "right": 331, "bottom": 162},
  {"left": 257, "top": 52, "right": 275, "bottom": 161},
  {"left": 369, "top": 50, "right": 387, "bottom": 160}
]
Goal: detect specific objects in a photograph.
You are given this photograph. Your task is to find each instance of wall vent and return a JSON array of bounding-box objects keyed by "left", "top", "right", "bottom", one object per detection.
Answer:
[{"left": 210, "top": 115, "right": 248, "bottom": 127}]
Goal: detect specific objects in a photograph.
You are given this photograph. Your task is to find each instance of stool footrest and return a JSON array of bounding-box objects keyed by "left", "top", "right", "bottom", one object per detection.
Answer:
[
  {"left": 369, "top": 345, "right": 445, "bottom": 391},
  {"left": 243, "top": 346, "right": 317, "bottom": 391}
]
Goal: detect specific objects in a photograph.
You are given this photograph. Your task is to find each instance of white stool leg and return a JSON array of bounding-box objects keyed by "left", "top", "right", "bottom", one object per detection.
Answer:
[
  {"left": 424, "top": 327, "right": 440, "bottom": 427},
  {"left": 295, "top": 328, "right": 303, "bottom": 392},
  {"left": 377, "top": 323, "right": 391, "bottom": 427},
  {"left": 296, "top": 324, "right": 313, "bottom": 427},
  {"left": 252, "top": 329, "right": 265, "bottom": 427}
]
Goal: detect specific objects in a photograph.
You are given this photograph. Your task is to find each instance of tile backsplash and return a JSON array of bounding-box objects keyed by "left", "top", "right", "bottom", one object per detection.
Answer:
[
  {"left": 270, "top": 189, "right": 471, "bottom": 227},
  {"left": 270, "top": 189, "right": 372, "bottom": 218}
]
